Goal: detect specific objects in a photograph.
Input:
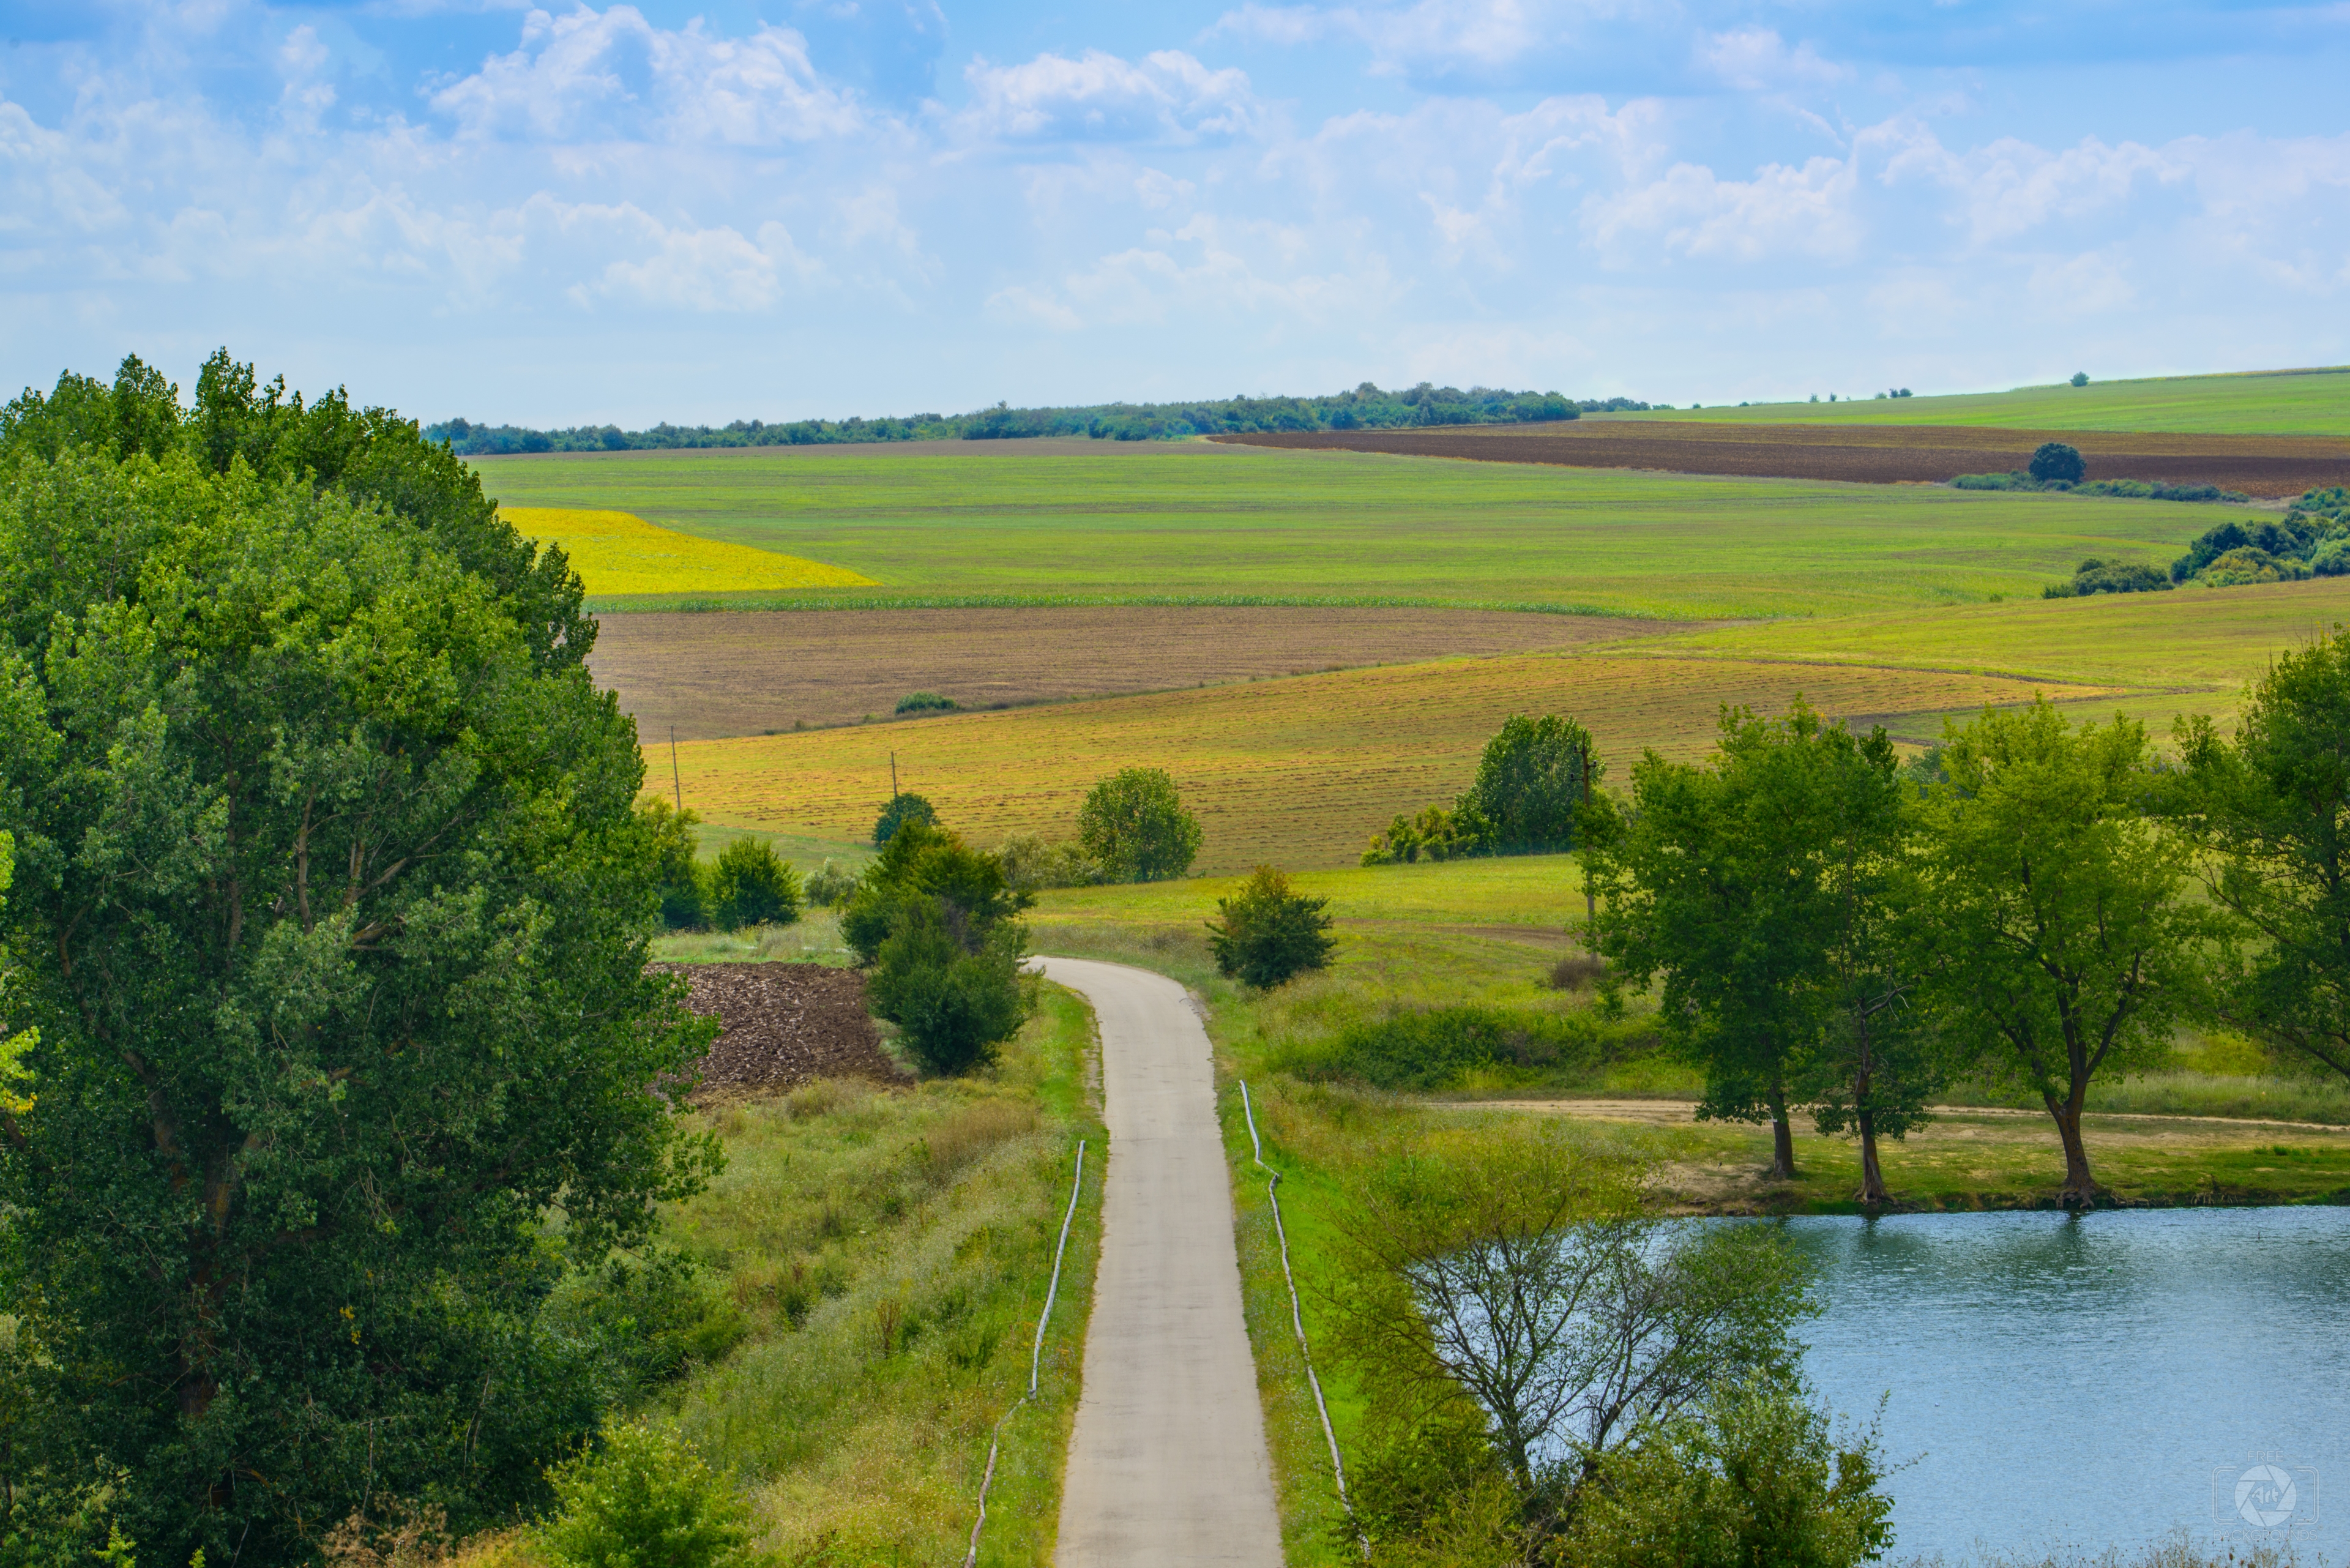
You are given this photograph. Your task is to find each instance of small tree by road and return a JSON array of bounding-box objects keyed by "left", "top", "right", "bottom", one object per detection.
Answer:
[
  {"left": 1078, "top": 767, "right": 1203, "bottom": 882},
  {"left": 1206, "top": 867, "right": 1335, "bottom": 988}
]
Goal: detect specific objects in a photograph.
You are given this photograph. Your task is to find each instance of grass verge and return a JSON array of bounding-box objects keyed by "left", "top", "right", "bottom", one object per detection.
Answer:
[
  {"left": 662, "top": 980, "right": 1105, "bottom": 1565},
  {"left": 453, "top": 981, "right": 1103, "bottom": 1567}
]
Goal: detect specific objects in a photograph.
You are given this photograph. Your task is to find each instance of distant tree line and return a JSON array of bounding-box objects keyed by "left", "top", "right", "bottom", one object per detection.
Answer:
[{"left": 423, "top": 383, "right": 1660, "bottom": 456}]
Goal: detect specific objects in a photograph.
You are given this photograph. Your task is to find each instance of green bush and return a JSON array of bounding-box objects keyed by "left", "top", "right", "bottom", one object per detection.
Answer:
[
  {"left": 1076, "top": 767, "right": 1203, "bottom": 883},
  {"left": 802, "top": 859, "right": 860, "bottom": 907},
  {"left": 537, "top": 1421, "right": 750, "bottom": 1568},
  {"left": 1361, "top": 804, "right": 1482, "bottom": 865},
  {"left": 2029, "top": 441, "right": 2085, "bottom": 483},
  {"left": 1563, "top": 1374, "right": 1893, "bottom": 1568},
  {"left": 865, "top": 902, "right": 1032, "bottom": 1075},
  {"left": 995, "top": 834, "right": 1100, "bottom": 891},
  {"left": 641, "top": 799, "right": 708, "bottom": 930},
  {"left": 709, "top": 838, "right": 800, "bottom": 929},
  {"left": 873, "top": 791, "right": 938, "bottom": 846},
  {"left": 2041, "top": 558, "right": 2172, "bottom": 599},
  {"left": 540, "top": 1252, "right": 748, "bottom": 1403},
  {"left": 893, "top": 691, "right": 955, "bottom": 715},
  {"left": 1291, "top": 1006, "right": 1605, "bottom": 1089},
  {"left": 1206, "top": 867, "right": 1336, "bottom": 988},
  {"left": 839, "top": 820, "right": 1029, "bottom": 966}
]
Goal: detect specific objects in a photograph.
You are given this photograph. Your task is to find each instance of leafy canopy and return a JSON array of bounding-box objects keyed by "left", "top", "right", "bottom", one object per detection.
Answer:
[
  {"left": 0, "top": 356, "right": 716, "bottom": 1565},
  {"left": 1077, "top": 767, "right": 1203, "bottom": 883}
]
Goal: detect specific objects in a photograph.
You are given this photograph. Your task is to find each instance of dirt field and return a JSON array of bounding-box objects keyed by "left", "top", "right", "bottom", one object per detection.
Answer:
[
  {"left": 655, "top": 961, "right": 905, "bottom": 1095},
  {"left": 591, "top": 605, "right": 1687, "bottom": 740},
  {"left": 1212, "top": 422, "right": 2350, "bottom": 498}
]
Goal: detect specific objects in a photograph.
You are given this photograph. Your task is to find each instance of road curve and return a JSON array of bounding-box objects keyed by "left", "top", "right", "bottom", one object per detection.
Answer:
[{"left": 1033, "top": 955, "right": 1283, "bottom": 1568}]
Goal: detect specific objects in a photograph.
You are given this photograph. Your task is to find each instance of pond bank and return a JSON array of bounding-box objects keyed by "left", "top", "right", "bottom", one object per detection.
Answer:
[{"left": 1432, "top": 1097, "right": 2350, "bottom": 1214}]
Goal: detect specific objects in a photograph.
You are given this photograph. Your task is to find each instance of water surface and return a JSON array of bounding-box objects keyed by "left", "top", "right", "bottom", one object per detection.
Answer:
[{"left": 1790, "top": 1207, "right": 2350, "bottom": 1561}]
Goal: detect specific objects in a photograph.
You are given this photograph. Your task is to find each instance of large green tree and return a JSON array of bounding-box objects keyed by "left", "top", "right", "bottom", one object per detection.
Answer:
[
  {"left": 1915, "top": 701, "right": 2206, "bottom": 1206},
  {"left": 2171, "top": 630, "right": 2350, "bottom": 1083},
  {"left": 1587, "top": 703, "right": 1927, "bottom": 1182},
  {"left": 1076, "top": 767, "right": 1203, "bottom": 883},
  {"left": 1459, "top": 713, "right": 1602, "bottom": 855},
  {"left": 0, "top": 370, "right": 715, "bottom": 1561}
]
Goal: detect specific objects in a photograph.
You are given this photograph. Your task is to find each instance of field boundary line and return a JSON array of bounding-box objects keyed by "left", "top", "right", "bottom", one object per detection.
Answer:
[
  {"left": 582, "top": 590, "right": 1662, "bottom": 618},
  {"left": 1240, "top": 1080, "right": 1368, "bottom": 1559},
  {"left": 961, "top": 1137, "right": 1087, "bottom": 1568}
]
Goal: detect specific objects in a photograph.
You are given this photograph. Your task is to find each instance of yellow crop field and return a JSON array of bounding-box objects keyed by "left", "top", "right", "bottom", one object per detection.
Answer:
[
  {"left": 663, "top": 652, "right": 2128, "bottom": 872},
  {"left": 502, "top": 507, "right": 875, "bottom": 596}
]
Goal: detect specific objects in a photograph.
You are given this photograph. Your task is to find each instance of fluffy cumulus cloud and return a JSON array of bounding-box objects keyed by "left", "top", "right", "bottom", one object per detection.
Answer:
[
  {"left": 0, "top": 0, "right": 2346, "bottom": 421},
  {"left": 954, "top": 49, "right": 1266, "bottom": 143},
  {"left": 429, "top": 7, "right": 862, "bottom": 144}
]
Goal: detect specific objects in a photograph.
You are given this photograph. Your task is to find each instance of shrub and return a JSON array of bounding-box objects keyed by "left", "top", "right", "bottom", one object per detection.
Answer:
[
  {"left": 839, "top": 819, "right": 1029, "bottom": 966},
  {"left": 642, "top": 799, "right": 707, "bottom": 929},
  {"left": 2312, "top": 539, "right": 2350, "bottom": 577},
  {"left": 537, "top": 1421, "right": 750, "bottom": 1568},
  {"left": 1295, "top": 1006, "right": 1603, "bottom": 1089},
  {"left": 893, "top": 691, "right": 955, "bottom": 715},
  {"left": 2042, "top": 558, "right": 2172, "bottom": 598},
  {"left": 709, "top": 838, "right": 800, "bottom": 929},
  {"left": 802, "top": 858, "right": 859, "bottom": 907},
  {"left": 2200, "top": 547, "right": 2311, "bottom": 587},
  {"left": 1562, "top": 1374, "right": 1893, "bottom": 1568},
  {"left": 995, "top": 833, "right": 1100, "bottom": 891},
  {"left": 2029, "top": 441, "right": 2086, "bottom": 483},
  {"left": 865, "top": 902, "right": 1031, "bottom": 1075},
  {"left": 1548, "top": 952, "right": 1606, "bottom": 991},
  {"left": 1362, "top": 804, "right": 1483, "bottom": 865},
  {"left": 1206, "top": 867, "right": 1336, "bottom": 989},
  {"left": 1077, "top": 767, "right": 1203, "bottom": 883},
  {"left": 873, "top": 791, "right": 937, "bottom": 846}
]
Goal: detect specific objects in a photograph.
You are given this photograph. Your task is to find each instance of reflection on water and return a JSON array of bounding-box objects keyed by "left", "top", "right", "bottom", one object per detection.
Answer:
[{"left": 1784, "top": 1208, "right": 2350, "bottom": 1562}]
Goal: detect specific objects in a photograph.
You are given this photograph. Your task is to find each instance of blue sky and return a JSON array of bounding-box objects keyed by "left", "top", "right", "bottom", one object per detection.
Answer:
[{"left": 2, "top": 0, "right": 2346, "bottom": 424}]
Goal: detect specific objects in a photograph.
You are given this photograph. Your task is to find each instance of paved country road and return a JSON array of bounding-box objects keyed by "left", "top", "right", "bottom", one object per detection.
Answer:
[{"left": 1033, "top": 956, "right": 1284, "bottom": 1568}]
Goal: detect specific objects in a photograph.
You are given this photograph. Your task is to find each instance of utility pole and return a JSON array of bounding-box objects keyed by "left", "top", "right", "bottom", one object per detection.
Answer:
[
  {"left": 671, "top": 725, "right": 682, "bottom": 812},
  {"left": 890, "top": 751, "right": 898, "bottom": 802}
]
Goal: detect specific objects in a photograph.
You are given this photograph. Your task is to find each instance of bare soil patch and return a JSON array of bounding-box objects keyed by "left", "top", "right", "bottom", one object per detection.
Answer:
[
  {"left": 593, "top": 604, "right": 1685, "bottom": 741},
  {"left": 1212, "top": 422, "right": 2350, "bottom": 499},
  {"left": 656, "top": 961, "right": 905, "bottom": 1095}
]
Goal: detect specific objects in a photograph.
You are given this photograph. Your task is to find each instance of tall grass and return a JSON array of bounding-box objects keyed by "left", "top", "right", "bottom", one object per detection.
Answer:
[{"left": 641, "top": 984, "right": 1105, "bottom": 1566}]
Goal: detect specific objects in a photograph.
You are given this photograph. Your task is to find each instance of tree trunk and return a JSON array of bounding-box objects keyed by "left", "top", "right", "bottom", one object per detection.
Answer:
[
  {"left": 1766, "top": 1086, "right": 1798, "bottom": 1181},
  {"left": 1856, "top": 1107, "right": 1888, "bottom": 1206},
  {"left": 2046, "top": 1088, "right": 2100, "bottom": 1207}
]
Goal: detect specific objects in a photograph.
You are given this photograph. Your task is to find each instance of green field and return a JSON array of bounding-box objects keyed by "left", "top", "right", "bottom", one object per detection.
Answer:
[
  {"left": 1607, "top": 365, "right": 2350, "bottom": 435},
  {"left": 475, "top": 444, "right": 2227, "bottom": 620}
]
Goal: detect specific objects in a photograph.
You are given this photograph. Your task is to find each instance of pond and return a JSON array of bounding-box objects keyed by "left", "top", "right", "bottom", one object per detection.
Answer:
[{"left": 1789, "top": 1206, "right": 2350, "bottom": 1562}]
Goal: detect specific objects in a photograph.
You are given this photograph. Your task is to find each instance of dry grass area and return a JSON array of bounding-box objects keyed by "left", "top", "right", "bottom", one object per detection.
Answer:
[
  {"left": 502, "top": 507, "right": 875, "bottom": 596},
  {"left": 1215, "top": 422, "right": 2350, "bottom": 498},
  {"left": 591, "top": 605, "right": 1691, "bottom": 739},
  {"left": 666, "top": 651, "right": 2124, "bottom": 872}
]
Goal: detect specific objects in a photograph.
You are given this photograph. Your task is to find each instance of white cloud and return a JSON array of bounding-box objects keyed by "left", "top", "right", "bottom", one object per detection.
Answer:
[
  {"left": 429, "top": 6, "right": 862, "bottom": 145},
  {"left": 955, "top": 50, "right": 1266, "bottom": 144},
  {"left": 1590, "top": 154, "right": 1865, "bottom": 263},
  {"left": 986, "top": 212, "right": 1397, "bottom": 331},
  {"left": 1696, "top": 28, "right": 1852, "bottom": 92}
]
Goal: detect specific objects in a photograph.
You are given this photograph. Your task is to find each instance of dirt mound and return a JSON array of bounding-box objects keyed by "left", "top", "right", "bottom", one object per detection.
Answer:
[
  {"left": 656, "top": 961, "right": 906, "bottom": 1095},
  {"left": 1211, "top": 422, "right": 2350, "bottom": 499}
]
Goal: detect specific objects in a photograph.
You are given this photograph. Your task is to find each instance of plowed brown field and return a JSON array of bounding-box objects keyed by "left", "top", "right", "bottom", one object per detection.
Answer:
[
  {"left": 1210, "top": 422, "right": 2350, "bottom": 498},
  {"left": 591, "top": 604, "right": 1690, "bottom": 740}
]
